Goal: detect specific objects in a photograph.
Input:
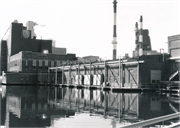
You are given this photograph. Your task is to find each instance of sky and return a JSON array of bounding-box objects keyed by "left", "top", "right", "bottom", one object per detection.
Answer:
[{"left": 0, "top": 0, "right": 180, "bottom": 59}]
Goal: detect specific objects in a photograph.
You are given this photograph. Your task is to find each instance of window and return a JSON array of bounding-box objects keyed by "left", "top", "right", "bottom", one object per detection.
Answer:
[
  {"left": 33, "top": 60, "right": 36, "bottom": 66},
  {"left": 51, "top": 61, "right": 54, "bottom": 67},
  {"left": 39, "top": 60, "right": 42, "bottom": 66},
  {"left": 45, "top": 60, "right": 48, "bottom": 66}
]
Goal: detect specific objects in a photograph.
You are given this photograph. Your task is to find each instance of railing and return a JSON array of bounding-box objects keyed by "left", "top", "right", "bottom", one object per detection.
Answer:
[{"left": 119, "top": 112, "right": 180, "bottom": 128}]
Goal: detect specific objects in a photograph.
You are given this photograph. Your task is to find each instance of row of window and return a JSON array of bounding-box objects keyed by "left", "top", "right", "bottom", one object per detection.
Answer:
[{"left": 24, "top": 60, "right": 56, "bottom": 67}]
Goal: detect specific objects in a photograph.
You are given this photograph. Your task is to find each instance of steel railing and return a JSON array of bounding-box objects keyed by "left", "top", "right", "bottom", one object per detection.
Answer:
[{"left": 119, "top": 112, "right": 180, "bottom": 128}]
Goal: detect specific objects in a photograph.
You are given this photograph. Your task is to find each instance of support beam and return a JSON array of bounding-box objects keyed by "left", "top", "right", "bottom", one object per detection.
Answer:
[
  {"left": 137, "top": 62, "right": 139, "bottom": 87},
  {"left": 78, "top": 64, "right": 80, "bottom": 85},
  {"left": 104, "top": 61, "right": 108, "bottom": 87}
]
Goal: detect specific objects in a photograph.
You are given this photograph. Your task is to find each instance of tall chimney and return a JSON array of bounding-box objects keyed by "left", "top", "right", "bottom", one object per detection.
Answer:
[
  {"left": 139, "top": 15, "right": 143, "bottom": 56},
  {"left": 135, "top": 22, "right": 139, "bottom": 51},
  {"left": 112, "top": 0, "right": 118, "bottom": 60}
]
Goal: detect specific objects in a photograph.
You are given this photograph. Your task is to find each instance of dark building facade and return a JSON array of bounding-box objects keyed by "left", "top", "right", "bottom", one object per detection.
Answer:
[
  {"left": 0, "top": 40, "right": 8, "bottom": 75},
  {"left": 7, "top": 22, "right": 52, "bottom": 58}
]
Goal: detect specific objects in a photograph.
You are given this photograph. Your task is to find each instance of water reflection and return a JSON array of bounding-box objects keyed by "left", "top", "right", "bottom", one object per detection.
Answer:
[{"left": 1, "top": 85, "right": 179, "bottom": 128}]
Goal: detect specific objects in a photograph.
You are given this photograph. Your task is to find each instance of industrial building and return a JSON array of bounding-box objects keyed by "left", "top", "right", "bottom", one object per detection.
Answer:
[
  {"left": 48, "top": 16, "right": 179, "bottom": 88},
  {"left": 1, "top": 17, "right": 179, "bottom": 86},
  {"left": 0, "top": 20, "right": 77, "bottom": 84}
]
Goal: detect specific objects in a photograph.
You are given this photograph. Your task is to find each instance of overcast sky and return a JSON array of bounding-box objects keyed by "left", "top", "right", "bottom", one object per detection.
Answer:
[{"left": 0, "top": 0, "right": 180, "bottom": 59}]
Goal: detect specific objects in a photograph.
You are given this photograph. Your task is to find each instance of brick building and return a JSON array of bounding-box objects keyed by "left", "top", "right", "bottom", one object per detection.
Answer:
[
  {"left": 8, "top": 51, "right": 76, "bottom": 72},
  {"left": 0, "top": 40, "right": 8, "bottom": 75},
  {"left": 1, "top": 20, "right": 76, "bottom": 84}
]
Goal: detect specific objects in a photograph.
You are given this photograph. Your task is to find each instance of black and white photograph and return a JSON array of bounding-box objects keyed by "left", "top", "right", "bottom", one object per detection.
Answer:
[{"left": 0, "top": 0, "right": 180, "bottom": 127}]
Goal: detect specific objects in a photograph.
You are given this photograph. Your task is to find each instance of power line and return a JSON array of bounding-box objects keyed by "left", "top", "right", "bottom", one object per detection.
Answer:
[{"left": 1, "top": 26, "right": 10, "bottom": 41}]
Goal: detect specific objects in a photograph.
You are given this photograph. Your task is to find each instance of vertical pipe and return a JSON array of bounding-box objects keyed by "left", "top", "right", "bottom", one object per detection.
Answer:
[
  {"left": 139, "top": 16, "right": 143, "bottom": 56},
  {"left": 112, "top": 0, "right": 118, "bottom": 60}
]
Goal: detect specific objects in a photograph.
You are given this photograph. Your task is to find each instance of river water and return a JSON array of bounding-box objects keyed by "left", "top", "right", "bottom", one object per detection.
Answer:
[{"left": 1, "top": 85, "right": 180, "bottom": 128}]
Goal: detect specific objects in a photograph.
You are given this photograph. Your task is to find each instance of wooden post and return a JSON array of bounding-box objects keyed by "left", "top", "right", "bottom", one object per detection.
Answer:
[
  {"left": 119, "top": 58, "right": 121, "bottom": 88},
  {"left": 69, "top": 66, "right": 71, "bottom": 85},
  {"left": 137, "top": 62, "right": 139, "bottom": 88},
  {"left": 89, "top": 61, "right": 91, "bottom": 86},
  {"left": 55, "top": 68, "right": 57, "bottom": 85},
  {"left": 122, "top": 64, "right": 125, "bottom": 87},
  {"left": 104, "top": 61, "right": 108, "bottom": 87},
  {"left": 48, "top": 68, "right": 50, "bottom": 84},
  {"left": 78, "top": 64, "right": 80, "bottom": 85},
  {"left": 62, "top": 66, "right": 64, "bottom": 85}
]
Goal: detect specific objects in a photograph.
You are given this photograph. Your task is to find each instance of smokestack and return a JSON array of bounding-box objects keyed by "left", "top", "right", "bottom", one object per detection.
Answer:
[
  {"left": 139, "top": 15, "right": 143, "bottom": 56},
  {"left": 112, "top": 0, "right": 117, "bottom": 60},
  {"left": 135, "top": 22, "right": 139, "bottom": 51}
]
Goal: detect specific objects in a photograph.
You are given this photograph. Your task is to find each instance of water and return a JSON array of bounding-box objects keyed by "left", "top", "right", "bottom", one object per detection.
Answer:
[{"left": 1, "top": 85, "right": 180, "bottom": 128}]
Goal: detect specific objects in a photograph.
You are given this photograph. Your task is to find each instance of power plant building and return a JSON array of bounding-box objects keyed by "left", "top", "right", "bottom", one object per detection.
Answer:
[{"left": 0, "top": 20, "right": 77, "bottom": 84}]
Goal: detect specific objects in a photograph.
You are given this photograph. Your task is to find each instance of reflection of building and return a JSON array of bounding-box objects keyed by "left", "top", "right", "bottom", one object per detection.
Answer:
[
  {"left": 2, "top": 85, "right": 179, "bottom": 127},
  {"left": 1, "top": 20, "right": 76, "bottom": 84},
  {"left": 3, "top": 86, "right": 75, "bottom": 127}
]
